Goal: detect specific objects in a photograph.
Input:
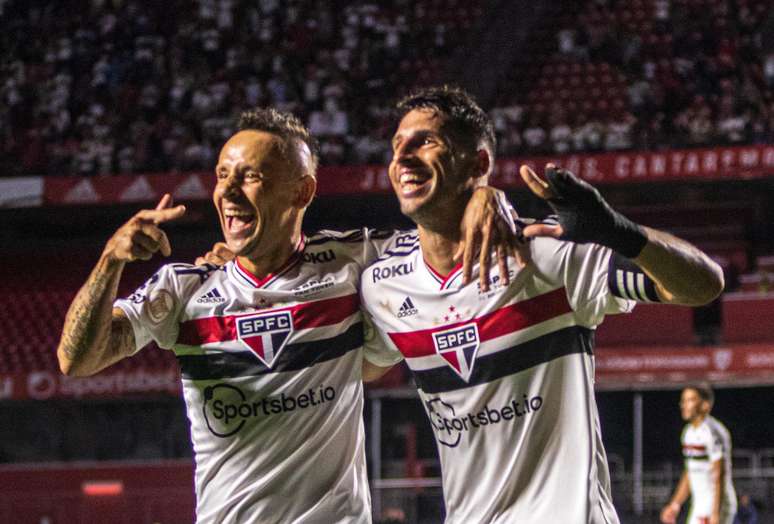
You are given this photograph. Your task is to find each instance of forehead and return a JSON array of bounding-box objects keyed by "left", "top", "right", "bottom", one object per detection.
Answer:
[
  {"left": 681, "top": 388, "right": 700, "bottom": 400},
  {"left": 394, "top": 108, "right": 446, "bottom": 137},
  {"left": 218, "top": 130, "right": 285, "bottom": 165}
]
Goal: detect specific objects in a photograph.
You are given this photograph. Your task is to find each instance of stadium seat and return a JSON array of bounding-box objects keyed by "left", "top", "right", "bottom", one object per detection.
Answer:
[
  {"left": 722, "top": 294, "right": 774, "bottom": 343},
  {"left": 595, "top": 304, "right": 695, "bottom": 346}
]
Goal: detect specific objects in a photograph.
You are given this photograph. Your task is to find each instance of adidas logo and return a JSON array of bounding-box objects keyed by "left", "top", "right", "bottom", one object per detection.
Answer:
[
  {"left": 397, "top": 297, "right": 418, "bottom": 318},
  {"left": 197, "top": 288, "right": 226, "bottom": 304}
]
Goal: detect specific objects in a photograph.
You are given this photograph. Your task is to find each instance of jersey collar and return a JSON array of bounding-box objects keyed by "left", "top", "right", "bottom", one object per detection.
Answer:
[
  {"left": 231, "top": 235, "right": 306, "bottom": 289},
  {"left": 422, "top": 256, "right": 465, "bottom": 291}
]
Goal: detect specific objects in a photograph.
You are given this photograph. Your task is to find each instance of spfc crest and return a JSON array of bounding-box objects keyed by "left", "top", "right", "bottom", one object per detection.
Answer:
[
  {"left": 236, "top": 310, "right": 293, "bottom": 368},
  {"left": 432, "top": 323, "right": 480, "bottom": 382}
]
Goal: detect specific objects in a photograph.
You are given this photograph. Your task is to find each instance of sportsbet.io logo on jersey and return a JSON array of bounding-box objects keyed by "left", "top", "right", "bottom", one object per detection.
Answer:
[
  {"left": 425, "top": 394, "right": 543, "bottom": 448},
  {"left": 432, "top": 323, "right": 480, "bottom": 382},
  {"left": 236, "top": 310, "right": 293, "bottom": 368},
  {"left": 203, "top": 383, "right": 337, "bottom": 438}
]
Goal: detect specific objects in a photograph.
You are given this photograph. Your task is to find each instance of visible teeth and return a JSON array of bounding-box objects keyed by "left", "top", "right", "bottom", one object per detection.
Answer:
[
  {"left": 224, "top": 210, "right": 253, "bottom": 218},
  {"left": 400, "top": 174, "right": 426, "bottom": 184}
]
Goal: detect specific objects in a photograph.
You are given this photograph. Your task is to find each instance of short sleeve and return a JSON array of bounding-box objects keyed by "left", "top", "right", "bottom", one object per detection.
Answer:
[
  {"left": 559, "top": 241, "right": 636, "bottom": 326},
  {"left": 114, "top": 265, "right": 184, "bottom": 352},
  {"left": 360, "top": 229, "right": 414, "bottom": 267},
  {"left": 707, "top": 426, "right": 726, "bottom": 462},
  {"left": 361, "top": 308, "right": 404, "bottom": 368}
]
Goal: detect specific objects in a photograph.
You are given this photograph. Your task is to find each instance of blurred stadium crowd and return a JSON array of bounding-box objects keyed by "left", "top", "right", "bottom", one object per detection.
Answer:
[{"left": 1, "top": 0, "right": 773, "bottom": 177}]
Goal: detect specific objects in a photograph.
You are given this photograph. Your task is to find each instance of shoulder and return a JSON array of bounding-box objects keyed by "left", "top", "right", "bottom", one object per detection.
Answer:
[
  {"left": 706, "top": 416, "right": 731, "bottom": 439},
  {"left": 120, "top": 262, "right": 223, "bottom": 318},
  {"left": 147, "top": 262, "right": 223, "bottom": 296},
  {"left": 165, "top": 262, "right": 223, "bottom": 278},
  {"left": 306, "top": 228, "right": 411, "bottom": 248},
  {"left": 306, "top": 228, "right": 370, "bottom": 247},
  {"left": 364, "top": 233, "right": 419, "bottom": 272},
  {"left": 360, "top": 235, "right": 420, "bottom": 292},
  {"left": 304, "top": 228, "right": 391, "bottom": 256}
]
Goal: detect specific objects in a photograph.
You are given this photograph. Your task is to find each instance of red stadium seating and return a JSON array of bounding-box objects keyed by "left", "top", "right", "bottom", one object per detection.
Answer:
[
  {"left": 722, "top": 293, "right": 774, "bottom": 343},
  {"left": 595, "top": 304, "right": 695, "bottom": 346}
]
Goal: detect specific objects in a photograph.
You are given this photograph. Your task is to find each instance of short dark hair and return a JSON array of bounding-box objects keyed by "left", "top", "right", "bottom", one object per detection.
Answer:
[
  {"left": 686, "top": 384, "right": 714, "bottom": 405},
  {"left": 238, "top": 108, "right": 320, "bottom": 176},
  {"left": 395, "top": 85, "right": 496, "bottom": 158}
]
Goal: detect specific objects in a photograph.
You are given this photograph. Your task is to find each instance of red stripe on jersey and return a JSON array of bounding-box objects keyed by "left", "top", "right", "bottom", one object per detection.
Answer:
[
  {"left": 683, "top": 444, "right": 707, "bottom": 451},
  {"left": 424, "top": 259, "right": 463, "bottom": 289},
  {"left": 388, "top": 287, "right": 571, "bottom": 358},
  {"left": 178, "top": 293, "right": 360, "bottom": 345}
]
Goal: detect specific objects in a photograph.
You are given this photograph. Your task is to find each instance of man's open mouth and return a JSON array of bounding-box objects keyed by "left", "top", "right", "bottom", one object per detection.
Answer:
[
  {"left": 399, "top": 170, "right": 431, "bottom": 197},
  {"left": 224, "top": 209, "right": 256, "bottom": 236}
]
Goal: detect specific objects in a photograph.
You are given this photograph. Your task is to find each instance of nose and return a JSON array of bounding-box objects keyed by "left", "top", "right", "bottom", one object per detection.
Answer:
[
  {"left": 393, "top": 139, "right": 417, "bottom": 165},
  {"left": 219, "top": 171, "right": 244, "bottom": 199}
]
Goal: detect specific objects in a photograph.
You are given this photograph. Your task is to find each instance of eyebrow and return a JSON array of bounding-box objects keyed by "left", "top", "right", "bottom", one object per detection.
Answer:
[{"left": 392, "top": 129, "right": 439, "bottom": 146}]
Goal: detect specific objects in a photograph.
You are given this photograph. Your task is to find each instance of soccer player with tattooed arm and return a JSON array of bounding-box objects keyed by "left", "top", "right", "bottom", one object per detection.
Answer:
[
  {"left": 359, "top": 86, "right": 725, "bottom": 523},
  {"left": 56, "top": 107, "right": 521, "bottom": 523}
]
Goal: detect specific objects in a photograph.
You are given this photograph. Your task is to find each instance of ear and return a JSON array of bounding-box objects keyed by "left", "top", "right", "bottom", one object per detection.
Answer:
[
  {"left": 294, "top": 175, "right": 317, "bottom": 208},
  {"left": 474, "top": 149, "right": 490, "bottom": 179}
]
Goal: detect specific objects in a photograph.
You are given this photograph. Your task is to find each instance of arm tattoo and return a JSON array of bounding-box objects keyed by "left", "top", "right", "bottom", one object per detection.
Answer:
[{"left": 59, "top": 257, "right": 128, "bottom": 372}]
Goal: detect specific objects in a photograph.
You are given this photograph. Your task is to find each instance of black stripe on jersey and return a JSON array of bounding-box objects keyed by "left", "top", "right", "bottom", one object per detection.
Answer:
[
  {"left": 411, "top": 326, "right": 594, "bottom": 394},
  {"left": 177, "top": 322, "right": 364, "bottom": 379},
  {"left": 607, "top": 253, "right": 660, "bottom": 302},
  {"left": 685, "top": 454, "right": 710, "bottom": 461}
]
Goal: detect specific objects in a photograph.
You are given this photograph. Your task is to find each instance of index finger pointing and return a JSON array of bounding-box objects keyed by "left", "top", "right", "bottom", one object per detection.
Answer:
[
  {"left": 155, "top": 193, "right": 173, "bottom": 211},
  {"left": 138, "top": 204, "right": 187, "bottom": 225},
  {"left": 154, "top": 204, "right": 186, "bottom": 224}
]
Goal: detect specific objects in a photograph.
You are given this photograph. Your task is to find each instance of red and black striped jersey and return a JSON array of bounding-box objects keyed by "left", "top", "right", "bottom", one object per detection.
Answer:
[
  {"left": 115, "top": 229, "right": 398, "bottom": 524},
  {"left": 361, "top": 235, "right": 635, "bottom": 523},
  {"left": 682, "top": 416, "right": 737, "bottom": 519}
]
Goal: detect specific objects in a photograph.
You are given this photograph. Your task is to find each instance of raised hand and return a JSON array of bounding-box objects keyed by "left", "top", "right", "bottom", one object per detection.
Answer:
[
  {"left": 103, "top": 194, "right": 186, "bottom": 262},
  {"left": 519, "top": 164, "right": 647, "bottom": 258}
]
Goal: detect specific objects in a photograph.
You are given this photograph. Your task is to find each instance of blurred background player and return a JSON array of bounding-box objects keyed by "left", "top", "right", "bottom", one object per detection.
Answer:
[
  {"left": 361, "top": 86, "right": 724, "bottom": 523},
  {"left": 56, "top": 107, "right": 518, "bottom": 523},
  {"left": 661, "top": 385, "right": 737, "bottom": 524}
]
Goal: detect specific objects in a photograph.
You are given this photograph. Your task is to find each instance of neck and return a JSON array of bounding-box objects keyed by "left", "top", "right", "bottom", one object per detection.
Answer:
[
  {"left": 418, "top": 224, "right": 462, "bottom": 276},
  {"left": 413, "top": 193, "right": 469, "bottom": 276},
  {"left": 237, "top": 220, "right": 303, "bottom": 279},
  {"left": 690, "top": 413, "right": 707, "bottom": 427}
]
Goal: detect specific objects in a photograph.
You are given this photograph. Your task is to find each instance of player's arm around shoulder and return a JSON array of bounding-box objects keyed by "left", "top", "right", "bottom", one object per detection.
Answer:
[{"left": 57, "top": 195, "right": 185, "bottom": 376}]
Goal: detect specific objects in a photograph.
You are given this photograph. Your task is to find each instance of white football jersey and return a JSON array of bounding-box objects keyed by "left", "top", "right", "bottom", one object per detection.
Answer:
[
  {"left": 361, "top": 235, "right": 635, "bottom": 523},
  {"left": 115, "top": 229, "right": 398, "bottom": 524},
  {"left": 682, "top": 416, "right": 737, "bottom": 521}
]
